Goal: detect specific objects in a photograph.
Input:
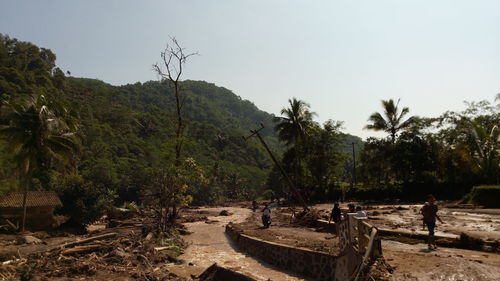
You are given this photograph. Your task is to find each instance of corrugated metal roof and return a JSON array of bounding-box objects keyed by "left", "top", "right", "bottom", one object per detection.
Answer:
[{"left": 0, "top": 191, "right": 62, "bottom": 208}]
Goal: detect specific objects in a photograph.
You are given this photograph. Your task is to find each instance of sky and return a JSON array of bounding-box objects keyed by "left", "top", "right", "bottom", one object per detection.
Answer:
[{"left": 1, "top": 0, "right": 499, "bottom": 139}]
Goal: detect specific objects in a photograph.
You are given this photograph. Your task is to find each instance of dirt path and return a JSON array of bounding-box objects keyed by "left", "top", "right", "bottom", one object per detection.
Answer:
[
  {"left": 383, "top": 240, "right": 500, "bottom": 281},
  {"left": 314, "top": 203, "right": 500, "bottom": 241},
  {"left": 168, "top": 207, "right": 307, "bottom": 281}
]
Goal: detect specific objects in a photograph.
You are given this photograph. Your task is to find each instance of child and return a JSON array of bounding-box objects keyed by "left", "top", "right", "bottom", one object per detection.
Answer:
[{"left": 421, "top": 194, "right": 444, "bottom": 250}]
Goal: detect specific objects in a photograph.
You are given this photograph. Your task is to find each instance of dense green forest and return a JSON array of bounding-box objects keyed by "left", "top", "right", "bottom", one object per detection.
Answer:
[
  {"left": 1, "top": 35, "right": 498, "bottom": 228},
  {"left": 0, "top": 35, "right": 361, "bottom": 215}
]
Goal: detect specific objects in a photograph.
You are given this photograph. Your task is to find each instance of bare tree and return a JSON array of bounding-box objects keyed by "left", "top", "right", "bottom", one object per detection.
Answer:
[
  {"left": 152, "top": 37, "right": 198, "bottom": 223},
  {"left": 153, "top": 37, "right": 198, "bottom": 165}
]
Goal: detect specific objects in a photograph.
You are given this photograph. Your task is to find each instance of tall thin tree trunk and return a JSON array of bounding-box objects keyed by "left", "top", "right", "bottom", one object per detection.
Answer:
[
  {"left": 174, "top": 82, "right": 183, "bottom": 166},
  {"left": 21, "top": 167, "right": 32, "bottom": 232}
]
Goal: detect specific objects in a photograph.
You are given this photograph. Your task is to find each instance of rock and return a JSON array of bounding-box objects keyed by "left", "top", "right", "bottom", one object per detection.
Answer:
[
  {"left": 18, "top": 235, "right": 43, "bottom": 245},
  {"left": 219, "top": 210, "right": 231, "bottom": 216}
]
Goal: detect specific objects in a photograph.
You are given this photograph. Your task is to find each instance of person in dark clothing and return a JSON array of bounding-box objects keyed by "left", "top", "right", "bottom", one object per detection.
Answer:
[
  {"left": 347, "top": 203, "right": 356, "bottom": 213},
  {"left": 421, "top": 194, "right": 444, "bottom": 250},
  {"left": 329, "top": 203, "right": 342, "bottom": 224},
  {"left": 329, "top": 203, "right": 342, "bottom": 234},
  {"left": 252, "top": 200, "right": 258, "bottom": 212}
]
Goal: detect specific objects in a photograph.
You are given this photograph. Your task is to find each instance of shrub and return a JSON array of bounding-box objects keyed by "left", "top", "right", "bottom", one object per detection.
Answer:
[
  {"left": 467, "top": 185, "right": 500, "bottom": 207},
  {"left": 55, "top": 175, "right": 111, "bottom": 227}
]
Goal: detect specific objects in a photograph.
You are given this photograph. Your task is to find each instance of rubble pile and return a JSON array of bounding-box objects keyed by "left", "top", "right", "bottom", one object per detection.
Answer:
[
  {"left": 293, "top": 208, "right": 324, "bottom": 227},
  {"left": 357, "top": 257, "right": 394, "bottom": 281},
  {"left": 0, "top": 224, "right": 189, "bottom": 281}
]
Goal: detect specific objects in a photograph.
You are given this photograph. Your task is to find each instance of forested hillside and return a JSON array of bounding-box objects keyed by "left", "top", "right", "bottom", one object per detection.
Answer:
[
  {"left": 0, "top": 35, "right": 362, "bottom": 208},
  {"left": 62, "top": 77, "right": 282, "bottom": 204}
]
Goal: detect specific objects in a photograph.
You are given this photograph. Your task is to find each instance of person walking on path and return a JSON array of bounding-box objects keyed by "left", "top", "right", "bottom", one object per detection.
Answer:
[
  {"left": 421, "top": 194, "right": 444, "bottom": 250},
  {"left": 261, "top": 203, "right": 271, "bottom": 228}
]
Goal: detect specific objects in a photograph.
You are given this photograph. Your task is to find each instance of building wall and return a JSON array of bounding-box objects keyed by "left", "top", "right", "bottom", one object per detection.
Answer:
[{"left": 0, "top": 206, "right": 56, "bottom": 230}]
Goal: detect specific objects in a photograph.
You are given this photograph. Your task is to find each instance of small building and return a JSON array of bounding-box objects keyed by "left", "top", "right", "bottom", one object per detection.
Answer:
[{"left": 0, "top": 191, "right": 62, "bottom": 230}]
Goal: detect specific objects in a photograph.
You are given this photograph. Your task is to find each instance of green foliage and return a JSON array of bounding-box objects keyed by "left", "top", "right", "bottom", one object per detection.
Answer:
[
  {"left": 64, "top": 77, "right": 279, "bottom": 204},
  {"left": 144, "top": 158, "right": 206, "bottom": 229},
  {"left": 0, "top": 34, "right": 77, "bottom": 199},
  {"left": 270, "top": 99, "right": 351, "bottom": 202},
  {"left": 365, "top": 99, "right": 416, "bottom": 143},
  {"left": 274, "top": 98, "right": 316, "bottom": 146},
  {"left": 467, "top": 185, "right": 500, "bottom": 207},
  {"left": 55, "top": 174, "right": 111, "bottom": 226}
]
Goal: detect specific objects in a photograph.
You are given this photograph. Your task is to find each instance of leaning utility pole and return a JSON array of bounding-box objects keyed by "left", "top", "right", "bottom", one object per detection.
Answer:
[
  {"left": 352, "top": 142, "right": 356, "bottom": 186},
  {"left": 244, "top": 124, "right": 308, "bottom": 210}
]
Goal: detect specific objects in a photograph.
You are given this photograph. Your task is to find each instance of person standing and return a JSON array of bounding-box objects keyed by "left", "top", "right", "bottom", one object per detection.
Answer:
[
  {"left": 252, "top": 200, "right": 258, "bottom": 212},
  {"left": 354, "top": 206, "right": 367, "bottom": 217},
  {"left": 329, "top": 203, "right": 342, "bottom": 234},
  {"left": 421, "top": 194, "right": 444, "bottom": 250},
  {"left": 262, "top": 203, "right": 271, "bottom": 228},
  {"left": 329, "top": 203, "right": 342, "bottom": 224}
]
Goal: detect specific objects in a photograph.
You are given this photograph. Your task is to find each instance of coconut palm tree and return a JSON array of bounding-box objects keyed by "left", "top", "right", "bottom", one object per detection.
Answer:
[
  {"left": 0, "top": 94, "right": 78, "bottom": 231},
  {"left": 273, "top": 98, "right": 316, "bottom": 203},
  {"left": 468, "top": 120, "right": 499, "bottom": 183},
  {"left": 274, "top": 98, "right": 316, "bottom": 146},
  {"left": 365, "top": 99, "right": 416, "bottom": 143}
]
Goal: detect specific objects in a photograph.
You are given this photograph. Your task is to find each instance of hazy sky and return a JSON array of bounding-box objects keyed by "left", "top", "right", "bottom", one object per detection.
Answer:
[{"left": 1, "top": 0, "right": 499, "bottom": 139}]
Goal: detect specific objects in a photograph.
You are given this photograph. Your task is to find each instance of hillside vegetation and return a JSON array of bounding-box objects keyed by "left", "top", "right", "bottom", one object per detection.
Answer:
[{"left": 0, "top": 35, "right": 361, "bottom": 210}]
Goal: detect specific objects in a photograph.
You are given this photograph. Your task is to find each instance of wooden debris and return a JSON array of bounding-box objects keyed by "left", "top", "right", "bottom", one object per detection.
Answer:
[
  {"left": 61, "top": 244, "right": 102, "bottom": 255},
  {"left": 154, "top": 246, "right": 175, "bottom": 251},
  {"left": 60, "top": 232, "right": 117, "bottom": 249}
]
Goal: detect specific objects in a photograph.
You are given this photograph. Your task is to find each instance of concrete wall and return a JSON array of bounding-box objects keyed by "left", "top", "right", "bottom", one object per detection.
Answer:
[{"left": 226, "top": 223, "right": 339, "bottom": 280}]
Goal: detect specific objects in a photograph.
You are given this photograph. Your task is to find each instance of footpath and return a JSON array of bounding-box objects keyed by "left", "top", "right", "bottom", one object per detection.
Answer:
[{"left": 168, "top": 207, "right": 307, "bottom": 281}]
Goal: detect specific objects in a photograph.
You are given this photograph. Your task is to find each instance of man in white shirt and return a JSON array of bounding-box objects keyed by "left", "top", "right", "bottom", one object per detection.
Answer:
[{"left": 354, "top": 206, "right": 367, "bottom": 218}]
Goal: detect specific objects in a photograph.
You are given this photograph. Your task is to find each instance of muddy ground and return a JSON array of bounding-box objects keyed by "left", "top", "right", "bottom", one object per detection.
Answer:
[
  {"left": 231, "top": 209, "right": 339, "bottom": 255},
  {"left": 229, "top": 203, "right": 500, "bottom": 281},
  {"left": 1, "top": 203, "right": 499, "bottom": 281},
  {"left": 169, "top": 207, "right": 306, "bottom": 281},
  {"left": 314, "top": 203, "right": 500, "bottom": 242}
]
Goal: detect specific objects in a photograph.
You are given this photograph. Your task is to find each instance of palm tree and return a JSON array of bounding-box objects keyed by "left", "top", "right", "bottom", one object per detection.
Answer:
[
  {"left": 0, "top": 94, "right": 78, "bottom": 231},
  {"left": 468, "top": 120, "right": 499, "bottom": 183},
  {"left": 274, "top": 98, "right": 316, "bottom": 146},
  {"left": 365, "top": 99, "right": 416, "bottom": 143},
  {"left": 273, "top": 98, "right": 316, "bottom": 202}
]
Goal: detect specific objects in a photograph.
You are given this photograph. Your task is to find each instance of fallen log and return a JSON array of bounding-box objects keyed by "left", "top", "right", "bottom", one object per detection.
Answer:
[
  {"left": 61, "top": 244, "right": 102, "bottom": 255},
  {"left": 60, "top": 232, "right": 117, "bottom": 249},
  {"left": 153, "top": 246, "right": 175, "bottom": 251}
]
